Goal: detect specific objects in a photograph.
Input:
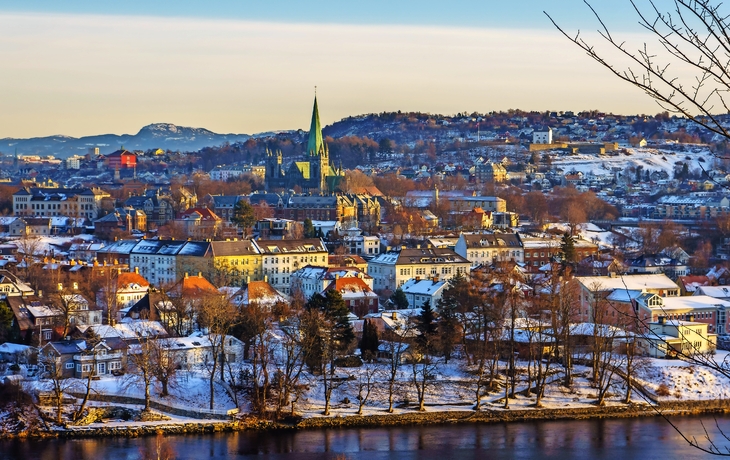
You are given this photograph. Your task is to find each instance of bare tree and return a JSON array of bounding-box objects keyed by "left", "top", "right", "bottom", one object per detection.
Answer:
[
  {"left": 39, "top": 349, "right": 80, "bottom": 424},
  {"left": 197, "top": 294, "right": 237, "bottom": 410},
  {"left": 546, "top": 1, "right": 730, "bottom": 144},
  {"left": 126, "top": 334, "right": 160, "bottom": 413},
  {"left": 355, "top": 363, "right": 378, "bottom": 415}
]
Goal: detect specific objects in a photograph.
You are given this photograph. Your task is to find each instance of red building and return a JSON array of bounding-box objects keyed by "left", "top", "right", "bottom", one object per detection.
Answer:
[{"left": 106, "top": 150, "right": 137, "bottom": 169}]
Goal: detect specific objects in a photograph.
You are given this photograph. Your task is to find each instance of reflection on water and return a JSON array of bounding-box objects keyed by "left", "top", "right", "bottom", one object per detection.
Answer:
[{"left": 2, "top": 415, "right": 728, "bottom": 459}]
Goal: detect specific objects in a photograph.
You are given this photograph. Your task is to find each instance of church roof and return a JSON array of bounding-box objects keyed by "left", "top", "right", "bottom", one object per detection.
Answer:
[
  {"left": 307, "top": 96, "right": 325, "bottom": 157},
  {"left": 294, "top": 162, "right": 311, "bottom": 180}
]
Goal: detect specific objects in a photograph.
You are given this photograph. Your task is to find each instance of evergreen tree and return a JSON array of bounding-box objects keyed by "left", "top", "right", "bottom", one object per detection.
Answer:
[
  {"left": 359, "top": 319, "right": 379, "bottom": 362},
  {"left": 560, "top": 232, "right": 577, "bottom": 265},
  {"left": 390, "top": 288, "right": 409, "bottom": 310},
  {"left": 0, "top": 301, "right": 14, "bottom": 342},
  {"left": 416, "top": 300, "right": 437, "bottom": 353},
  {"left": 231, "top": 199, "right": 256, "bottom": 232},
  {"left": 303, "top": 218, "right": 316, "bottom": 238},
  {"left": 303, "top": 290, "right": 355, "bottom": 371},
  {"left": 436, "top": 272, "right": 471, "bottom": 363}
]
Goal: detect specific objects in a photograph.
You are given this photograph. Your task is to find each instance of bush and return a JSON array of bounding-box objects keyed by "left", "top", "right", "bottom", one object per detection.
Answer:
[
  {"left": 334, "top": 356, "right": 363, "bottom": 368},
  {"left": 656, "top": 383, "right": 671, "bottom": 397}
]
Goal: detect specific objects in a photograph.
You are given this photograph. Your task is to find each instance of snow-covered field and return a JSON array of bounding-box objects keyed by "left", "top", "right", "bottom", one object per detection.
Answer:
[{"left": 551, "top": 147, "right": 709, "bottom": 177}]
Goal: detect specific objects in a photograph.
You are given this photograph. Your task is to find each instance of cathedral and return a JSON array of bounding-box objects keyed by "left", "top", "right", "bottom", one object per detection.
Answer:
[{"left": 265, "top": 97, "right": 344, "bottom": 193}]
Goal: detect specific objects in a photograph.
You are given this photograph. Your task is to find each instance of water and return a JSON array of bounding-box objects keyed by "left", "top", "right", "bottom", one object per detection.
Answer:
[{"left": 2, "top": 415, "right": 729, "bottom": 460}]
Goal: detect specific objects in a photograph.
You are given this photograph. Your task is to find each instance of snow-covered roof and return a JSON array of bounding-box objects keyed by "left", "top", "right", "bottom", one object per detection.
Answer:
[{"left": 577, "top": 274, "right": 678, "bottom": 292}]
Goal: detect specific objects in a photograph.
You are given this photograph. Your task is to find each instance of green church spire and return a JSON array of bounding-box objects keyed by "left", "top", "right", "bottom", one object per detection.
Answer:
[{"left": 307, "top": 96, "right": 325, "bottom": 157}]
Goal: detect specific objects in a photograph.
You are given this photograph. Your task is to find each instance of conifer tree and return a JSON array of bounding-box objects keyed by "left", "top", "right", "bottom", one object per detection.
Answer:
[{"left": 390, "top": 288, "right": 409, "bottom": 310}]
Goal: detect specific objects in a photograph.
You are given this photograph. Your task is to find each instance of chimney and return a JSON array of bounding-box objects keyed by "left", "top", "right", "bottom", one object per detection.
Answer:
[
  {"left": 264, "top": 275, "right": 268, "bottom": 283},
  {"left": 134, "top": 267, "right": 139, "bottom": 274},
  {"left": 185, "top": 272, "right": 189, "bottom": 279},
  {"left": 391, "top": 311, "right": 397, "bottom": 320},
  {"left": 197, "top": 272, "right": 202, "bottom": 278},
  {"left": 688, "top": 314, "right": 695, "bottom": 322},
  {"left": 658, "top": 315, "right": 666, "bottom": 325}
]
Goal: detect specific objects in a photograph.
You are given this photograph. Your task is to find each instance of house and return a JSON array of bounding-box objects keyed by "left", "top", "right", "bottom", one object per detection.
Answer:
[
  {"left": 40, "top": 337, "right": 128, "bottom": 378},
  {"left": 129, "top": 334, "right": 243, "bottom": 370},
  {"left": 342, "top": 227, "right": 380, "bottom": 257},
  {"left": 229, "top": 280, "right": 288, "bottom": 310},
  {"left": 0, "top": 342, "right": 37, "bottom": 364},
  {"left": 324, "top": 276, "right": 379, "bottom": 317},
  {"left": 641, "top": 318, "right": 716, "bottom": 358},
  {"left": 455, "top": 232, "right": 524, "bottom": 268},
  {"left": 291, "top": 265, "right": 373, "bottom": 301},
  {"left": 76, "top": 320, "right": 168, "bottom": 344},
  {"left": 368, "top": 247, "right": 470, "bottom": 292},
  {"left": 0, "top": 270, "right": 34, "bottom": 297},
  {"left": 474, "top": 162, "right": 508, "bottom": 184},
  {"left": 256, "top": 238, "right": 329, "bottom": 294},
  {"left": 94, "top": 207, "right": 146, "bottom": 239},
  {"left": 625, "top": 254, "right": 689, "bottom": 280},
  {"left": 522, "top": 236, "right": 598, "bottom": 272},
  {"left": 575, "top": 274, "right": 680, "bottom": 324},
  {"left": 677, "top": 275, "right": 712, "bottom": 296},
  {"left": 13, "top": 187, "right": 110, "bottom": 220},
  {"left": 399, "top": 278, "right": 448, "bottom": 309},
  {"left": 176, "top": 207, "right": 223, "bottom": 239},
  {"left": 129, "top": 239, "right": 188, "bottom": 287}
]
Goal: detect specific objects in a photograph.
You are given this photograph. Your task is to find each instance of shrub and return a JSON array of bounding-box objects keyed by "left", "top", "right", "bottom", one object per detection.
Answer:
[{"left": 656, "top": 383, "right": 671, "bottom": 397}]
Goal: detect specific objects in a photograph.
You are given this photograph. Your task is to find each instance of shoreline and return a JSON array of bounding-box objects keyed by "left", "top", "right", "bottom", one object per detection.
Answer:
[{"left": 6, "top": 399, "right": 730, "bottom": 440}]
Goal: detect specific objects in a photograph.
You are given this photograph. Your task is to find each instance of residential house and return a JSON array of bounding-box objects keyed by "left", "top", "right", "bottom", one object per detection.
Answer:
[
  {"left": 575, "top": 274, "right": 680, "bottom": 324},
  {"left": 40, "top": 337, "right": 128, "bottom": 378},
  {"left": 257, "top": 238, "right": 329, "bottom": 294},
  {"left": 367, "top": 246, "right": 470, "bottom": 292},
  {"left": 455, "top": 232, "right": 524, "bottom": 269},
  {"left": 399, "top": 278, "right": 448, "bottom": 309},
  {"left": 291, "top": 265, "right": 373, "bottom": 301},
  {"left": 641, "top": 318, "right": 716, "bottom": 358}
]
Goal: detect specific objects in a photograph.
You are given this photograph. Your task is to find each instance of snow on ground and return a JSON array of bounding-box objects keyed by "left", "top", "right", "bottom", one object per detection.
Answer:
[
  {"left": 35, "top": 369, "right": 236, "bottom": 412},
  {"left": 636, "top": 350, "right": 730, "bottom": 401},
  {"left": 4, "top": 234, "right": 96, "bottom": 256},
  {"left": 287, "top": 353, "right": 730, "bottom": 418},
  {"left": 551, "top": 147, "right": 706, "bottom": 177}
]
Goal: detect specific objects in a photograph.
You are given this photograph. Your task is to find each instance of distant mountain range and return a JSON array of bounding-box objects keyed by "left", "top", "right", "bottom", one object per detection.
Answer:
[{"left": 0, "top": 123, "right": 257, "bottom": 159}]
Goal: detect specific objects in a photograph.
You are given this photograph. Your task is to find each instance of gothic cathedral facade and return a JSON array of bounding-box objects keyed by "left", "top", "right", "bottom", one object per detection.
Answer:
[{"left": 265, "top": 97, "right": 344, "bottom": 193}]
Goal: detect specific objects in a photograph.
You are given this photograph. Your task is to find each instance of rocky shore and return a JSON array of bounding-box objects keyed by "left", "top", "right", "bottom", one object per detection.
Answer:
[{"left": 5, "top": 399, "right": 730, "bottom": 440}]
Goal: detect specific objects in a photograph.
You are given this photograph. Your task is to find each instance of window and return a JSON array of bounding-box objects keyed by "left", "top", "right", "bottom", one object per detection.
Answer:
[{"left": 65, "top": 362, "right": 74, "bottom": 369}]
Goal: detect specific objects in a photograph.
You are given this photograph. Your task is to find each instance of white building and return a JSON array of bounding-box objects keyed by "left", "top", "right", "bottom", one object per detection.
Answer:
[
  {"left": 291, "top": 265, "right": 373, "bottom": 300},
  {"left": 400, "top": 278, "right": 448, "bottom": 309},
  {"left": 367, "top": 247, "right": 470, "bottom": 292},
  {"left": 532, "top": 127, "right": 553, "bottom": 144},
  {"left": 641, "top": 318, "right": 716, "bottom": 358},
  {"left": 256, "top": 238, "right": 329, "bottom": 294},
  {"left": 455, "top": 233, "right": 524, "bottom": 268},
  {"left": 343, "top": 226, "right": 380, "bottom": 257}
]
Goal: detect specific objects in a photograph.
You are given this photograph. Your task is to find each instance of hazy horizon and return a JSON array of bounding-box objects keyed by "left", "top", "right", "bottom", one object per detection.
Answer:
[{"left": 0, "top": 2, "right": 688, "bottom": 138}]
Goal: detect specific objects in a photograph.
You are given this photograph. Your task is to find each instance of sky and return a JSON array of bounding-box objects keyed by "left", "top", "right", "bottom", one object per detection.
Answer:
[{"left": 0, "top": 1, "right": 676, "bottom": 138}]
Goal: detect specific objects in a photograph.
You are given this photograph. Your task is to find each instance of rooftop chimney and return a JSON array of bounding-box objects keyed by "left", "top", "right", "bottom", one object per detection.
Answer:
[{"left": 658, "top": 315, "right": 666, "bottom": 325}]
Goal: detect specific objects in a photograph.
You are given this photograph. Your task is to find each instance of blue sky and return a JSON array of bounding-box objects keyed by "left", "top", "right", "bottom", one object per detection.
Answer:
[
  {"left": 0, "top": 1, "right": 637, "bottom": 29},
  {"left": 0, "top": 2, "right": 668, "bottom": 138}
]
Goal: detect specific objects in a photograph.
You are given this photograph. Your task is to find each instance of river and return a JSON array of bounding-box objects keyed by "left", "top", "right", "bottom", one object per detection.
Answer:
[{"left": 2, "top": 415, "right": 729, "bottom": 459}]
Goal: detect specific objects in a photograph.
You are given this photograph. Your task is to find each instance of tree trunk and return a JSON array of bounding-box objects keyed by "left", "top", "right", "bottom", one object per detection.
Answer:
[{"left": 144, "top": 377, "right": 151, "bottom": 411}]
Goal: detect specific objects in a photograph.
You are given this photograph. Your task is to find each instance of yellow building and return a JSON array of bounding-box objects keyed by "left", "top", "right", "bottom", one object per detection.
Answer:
[{"left": 209, "top": 240, "right": 263, "bottom": 286}]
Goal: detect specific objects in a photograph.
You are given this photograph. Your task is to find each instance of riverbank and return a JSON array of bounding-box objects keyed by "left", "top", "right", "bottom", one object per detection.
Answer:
[{"left": 6, "top": 398, "right": 730, "bottom": 440}]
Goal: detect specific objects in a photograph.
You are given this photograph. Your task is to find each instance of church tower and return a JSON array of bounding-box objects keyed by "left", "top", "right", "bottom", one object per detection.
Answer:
[{"left": 307, "top": 95, "right": 329, "bottom": 192}]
